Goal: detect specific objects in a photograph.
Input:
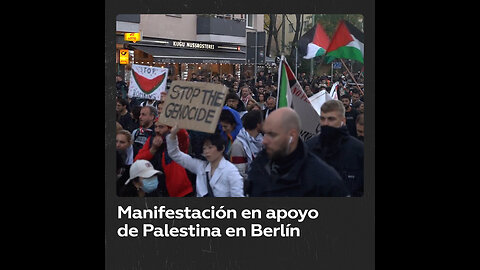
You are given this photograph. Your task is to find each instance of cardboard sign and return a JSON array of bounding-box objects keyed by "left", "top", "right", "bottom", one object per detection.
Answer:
[
  {"left": 157, "top": 81, "right": 228, "bottom": 133},
  {"left": 128, "top": 64, "right": 168, "bottom": 100}
]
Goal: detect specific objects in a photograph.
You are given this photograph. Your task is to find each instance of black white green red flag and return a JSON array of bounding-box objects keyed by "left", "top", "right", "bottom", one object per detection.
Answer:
[
  {"left": 276, "top": 56, "right": 321, "bottom": 141},
  {"left": 297, "top": 22, "right": 330, "bottom": 59},
  {"left": 277, "top": 55, "right": 293, "bottom": 108},
  {"left": 325, "top": 20, "right": 364, "bottom": 64}
]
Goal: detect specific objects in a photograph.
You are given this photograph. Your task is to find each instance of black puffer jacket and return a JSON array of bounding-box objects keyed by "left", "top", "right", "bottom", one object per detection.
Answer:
[
  {"left": 306, "top": 126, "right": 364, "bottom": 197},
  {"left": 247, "top": 139, "right": 349, "bottom": 197}
]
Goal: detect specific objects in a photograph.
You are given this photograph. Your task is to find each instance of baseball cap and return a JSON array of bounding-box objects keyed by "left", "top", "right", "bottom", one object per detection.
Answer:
[{"left": 125, "top": 159, "right": 162, "bottom": 185}]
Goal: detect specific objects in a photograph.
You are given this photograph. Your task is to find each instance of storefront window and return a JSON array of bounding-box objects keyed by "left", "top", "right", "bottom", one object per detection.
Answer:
[{"left": 246, "top": 14, "right": 254, "bottom": 28}]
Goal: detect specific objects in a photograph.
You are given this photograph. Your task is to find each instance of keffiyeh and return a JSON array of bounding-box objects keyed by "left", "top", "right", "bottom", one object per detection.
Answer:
[{"left": 235, "top": 128, "right": 263, "bottom": 165}]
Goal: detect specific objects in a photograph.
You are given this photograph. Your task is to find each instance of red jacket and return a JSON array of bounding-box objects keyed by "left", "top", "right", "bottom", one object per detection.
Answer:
[{"left": 134, "top": 129, "right": 192, "bottom": 197}]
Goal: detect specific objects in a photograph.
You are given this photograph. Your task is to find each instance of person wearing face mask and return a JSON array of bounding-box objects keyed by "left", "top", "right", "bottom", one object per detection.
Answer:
[
  {"left": 167, "top": 124, "right": 244, "bottom": 197},
  {"left": 119, "top": 159, "right": 167, "bottom": 197},
  {"left": 306, "top": 100, "right": 364, "bottom": 197},
  {"left": 133, "top": 118, "right": 194, "bottom": 197}
]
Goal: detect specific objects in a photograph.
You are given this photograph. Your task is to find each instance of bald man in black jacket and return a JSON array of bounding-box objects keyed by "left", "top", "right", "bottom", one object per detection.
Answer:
[{"left": 247, "top": 108, "right": 349, "bottom": 197}]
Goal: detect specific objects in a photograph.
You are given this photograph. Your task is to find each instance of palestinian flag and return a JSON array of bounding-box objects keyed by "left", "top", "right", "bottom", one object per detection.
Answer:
[
  {"left": 277, "top": 56, "right": 294, "bottom": 108},
  {"left": 297, "top": 23, "right": 330, "bottom": 59},
  {"left": 326, "top": 20, "right": 364, "bottom": 64},
  {"left": 276, "top": 56, "right": 321, "bottom": 141}
]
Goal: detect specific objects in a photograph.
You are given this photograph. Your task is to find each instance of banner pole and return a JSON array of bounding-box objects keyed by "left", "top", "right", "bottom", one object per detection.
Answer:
[
  {"left": 295, "top": 47, "right": 298, "bottom": 78},
  {"left": 340, "top": 59, "right": 364, "bottom": 95},
  {"left": 276, "top": 55, "right": 284, "bottom": 109}
]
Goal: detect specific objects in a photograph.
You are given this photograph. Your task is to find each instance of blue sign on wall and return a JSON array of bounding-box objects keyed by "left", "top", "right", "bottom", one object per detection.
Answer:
[{"left": 332, "top": 62, "right": 342, "bottom": 69}]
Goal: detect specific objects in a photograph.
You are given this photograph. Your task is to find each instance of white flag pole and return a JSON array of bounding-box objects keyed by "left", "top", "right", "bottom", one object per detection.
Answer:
[{"left": 276, "top": 55, "right": 284, "bottom": 109}]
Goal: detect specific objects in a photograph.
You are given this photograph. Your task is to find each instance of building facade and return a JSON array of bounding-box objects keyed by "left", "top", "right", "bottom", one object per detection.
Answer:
[{"left": 116, "top": 14, "right": 265, "bottom": 84}]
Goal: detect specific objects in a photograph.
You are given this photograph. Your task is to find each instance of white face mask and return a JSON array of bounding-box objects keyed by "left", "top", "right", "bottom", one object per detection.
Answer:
[{"left": 141, "top": 175, "right": 158, "bottom": 193}]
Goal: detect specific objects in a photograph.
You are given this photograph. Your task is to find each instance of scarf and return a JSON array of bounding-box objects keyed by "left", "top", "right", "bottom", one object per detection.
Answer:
[
  {"left": 270, "top": 138, "right": 303, "bottom": 176},
  {"left": 318, "top": 125, "right": 349, "bottom": 159},
  {"left": 235, "top": 128, "right": 264, "bottom": 165}
]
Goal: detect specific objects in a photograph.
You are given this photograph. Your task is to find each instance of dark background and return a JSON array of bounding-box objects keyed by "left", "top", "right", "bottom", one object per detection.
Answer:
[{"left": 106, "top": 0, "right": 375, "bottom": 269}]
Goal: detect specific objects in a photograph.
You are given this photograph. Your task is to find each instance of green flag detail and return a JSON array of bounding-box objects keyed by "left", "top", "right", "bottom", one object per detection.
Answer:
[{"left": 278, "top": 62, "right": 289, "bottom": 108}]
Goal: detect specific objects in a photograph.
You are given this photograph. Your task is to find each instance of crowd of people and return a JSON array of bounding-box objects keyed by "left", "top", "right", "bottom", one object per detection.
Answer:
[{"left": 115, "top": 67, "right": 365, "bottom": 197}]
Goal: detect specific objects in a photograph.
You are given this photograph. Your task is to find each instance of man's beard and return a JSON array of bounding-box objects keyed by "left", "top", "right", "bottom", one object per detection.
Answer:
[{"left": 266, "top": 144, "right": 289, "bottom": 161}]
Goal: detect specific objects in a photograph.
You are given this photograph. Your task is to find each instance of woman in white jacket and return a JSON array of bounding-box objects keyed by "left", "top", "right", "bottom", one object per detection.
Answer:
[{"left": 167, "top": 125, "right": 244, "bottom": 197}]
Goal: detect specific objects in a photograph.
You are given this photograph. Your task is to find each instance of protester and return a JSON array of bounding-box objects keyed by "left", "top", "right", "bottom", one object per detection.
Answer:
[
  {"left": 304, "top": 84, "right": 314, "bottom": 97},
  {"left": 257, "top": 93, "right": 267, "bottom": 110},
  {"left": 117, "top": 129, "right": 134, "bottom": 167},
  {"left": 130, "top": 105, "right": 142, "bottom": 128},
  {"left": 134, "top": 119, "right": 194, "bottom": 197},
  {"left": 157, "top": 100, "right": 165, "bottom": 115},
  {"left": 230, "top": 110, "right": 264, "bottom": 194},
  {"left": 340, "top": 94, "right": 359, "bottom": 136},
  {"left": 218, "top": 106, "right": 243, "bottom": 157},
  {"left": 116, "top": 150, "right": 128, "bottom": 196},
  {"left": 356, "top": 113, "right": 364, "bottom": 142},
  {"left": 225, "top": 92, "right": 247, "bottom": 117},
  {"left": 167, "top": 124, "right": 244, "bottom": 197},
  {"left": 247, "top": 107, "right": 349, "bottom": 197},
  {"left": 271, "top": 83, "right": 278, "bottom": 94},
  {"left": 351, "top": 89, "right": 362, "bottom": 104},
  {"left": 257, "top": 70, "right": 266, "bottom": 83},
  {"left": 246, "top": 100, "right": 262, "bottom": 113},
  {"left": 190, "top": 73, "right": 198, "bottom": 81},
  {"left": 306, "top": 100, "right": 364, "bottom": 197},
  {"left": 116, "top": 74, "right": 128, "bottom": 99},
  {"left": 116, "top": 98, "right": 137, "bottom": 133},
  {"left": 131, "top": 106, "right": 157, "bottom": 157},
  {"left": 116, "top": 121, "right": 123, "bottom": 132},
  {"left": 353, "top": 100, "right": 364, "bottom": 114},
  {"left": 156, "top": 92, "right": 167, "bottom": 115},
  {"left": 239, "top": 85, "right": 252, "bottom": 109},
  {"left": 116, "top": 129, "right": 134, "bottom": 195},
  {"left": 119, "top": 159, "right": 167, "bottom": 197},
  {"left": 263, "top": 96, "right": 276, "bottom": 120}
]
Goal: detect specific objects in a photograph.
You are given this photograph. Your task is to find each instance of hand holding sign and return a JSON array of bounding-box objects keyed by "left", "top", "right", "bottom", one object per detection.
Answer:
[{"left": 170, "top": 123, "right": 179, "bottom": 139}]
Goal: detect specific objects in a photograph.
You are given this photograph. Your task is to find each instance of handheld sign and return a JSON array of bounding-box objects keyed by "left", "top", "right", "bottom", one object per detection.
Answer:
[
  {"left": 128, "top": 64, "right": 169, "bottom": 101},
  {"left": 157, "top": 81, "right": 228, "bottom": 133}
]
